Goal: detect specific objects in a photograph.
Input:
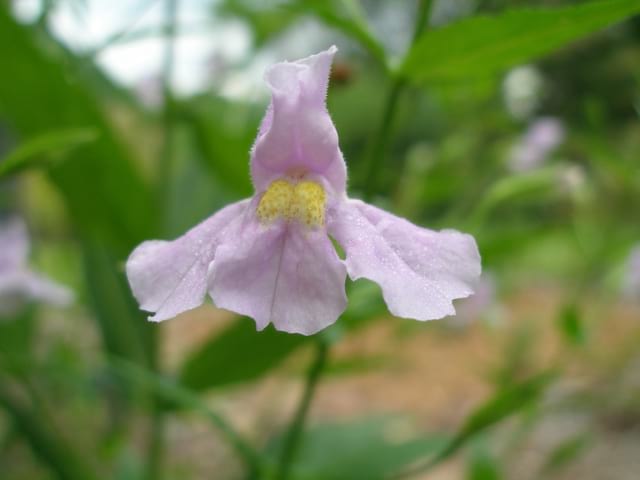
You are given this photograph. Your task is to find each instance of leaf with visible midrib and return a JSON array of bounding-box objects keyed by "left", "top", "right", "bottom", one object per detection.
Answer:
[
  {"left": 0, "top": 7, "right": 156, "bottom": 254},
  {"left": 0, "top": 128, "right": 98, "bottom": 179},
  {"left": 401, "top": 0, "right": 640, "bottom": 83}
]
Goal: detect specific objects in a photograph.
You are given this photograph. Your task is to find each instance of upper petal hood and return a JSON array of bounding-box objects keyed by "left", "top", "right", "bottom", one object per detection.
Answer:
[{"left": 251, "top": 46, "right": 347, "bottom": 196}]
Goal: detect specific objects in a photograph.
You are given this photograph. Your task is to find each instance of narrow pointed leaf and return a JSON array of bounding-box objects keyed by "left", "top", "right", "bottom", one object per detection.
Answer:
[
  {"left": 0, "top": 7, "right": 156, "bottom": 254},
  {"left": 401, "top": 0, "right": 640, "bottom": 83},
  {"left": 180, "top": 319, "right": 308, "bottom": 391},
  {"left": 0, "top": 128, "right": 98, "bottom": 179}
]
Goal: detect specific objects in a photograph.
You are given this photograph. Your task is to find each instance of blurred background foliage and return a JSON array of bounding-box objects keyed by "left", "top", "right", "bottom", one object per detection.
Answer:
[{"left": 1, "top": 0, "right": 640, "bottom": 479}]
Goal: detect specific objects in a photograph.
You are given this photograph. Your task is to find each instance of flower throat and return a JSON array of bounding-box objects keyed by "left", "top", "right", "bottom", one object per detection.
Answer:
[{"left": 257, "top": 179, "right": 326, "bottom": 227}]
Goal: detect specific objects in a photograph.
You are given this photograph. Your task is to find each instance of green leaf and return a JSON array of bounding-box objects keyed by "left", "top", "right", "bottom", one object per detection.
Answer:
[
  {"left": 339, "top": 279, "right": 386, "bottom": 330},
  {"left": 556, "top": 303, "right": 587, "bottom": 346},
  {"left": 325, "top": 354, "right": 389, "bottom": 377},
  {"left": 179, "top": 280, "right": 385, "bottom": 393},
  {"left": 180, "top": 319, "right": 309, "bottom": 391},
  {"left": 394, "top": 372, "right": 555, "bottom": 477},
  {"left": 265, "top": 417, "right": 446, "bottom": 480},
  {"left": 540, "top": 433, "right": 591, "bottom": 474},
  {"left": 470, "top": 166, "right": 563, "bottom": 226},
  {"left": 163, "top": 123, "right": 243, "bottom": 236},
  {"left": 0, "top": 308, "right": 36, "bottom": 375},
  {"left": 0, "top": 8, "right": 156, "bottom": 254},
  {"left": 111, "top": 357, "right": 263, "bottom": 473},
  {"left": 448, "top": 372, "right": 555, "bottom": 451},
  {"left": 181, "top": 96, "right": 256, "bottom": 197},
  {"left": 0, "top": 128, "right": 98, "bottom": 179},
  {"left": 0, "top": 383, "right": 100, "bottom": 480},
  {"left": 443, "top": 372, "right": 554, "bottom": 459},
  {"left": 82, "top": 241, "right": 149, "bottom": 366},
  {"left": 466, "top": 443, "right": 502, "bottom": 480},
  {"left": 401, "top": 0, "right": 640, "bottom": 83}
]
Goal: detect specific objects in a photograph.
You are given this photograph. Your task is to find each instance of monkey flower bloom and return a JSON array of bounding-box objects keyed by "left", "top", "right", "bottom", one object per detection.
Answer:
[
  {"left": 0, "top": 217, "right": 73, "bottom": 316},
  {"left": 126, "top": 46, "right": 481, "bottom": 335},
  {"left": 509, "top": 117, "right": 565, "bottom": 172}
]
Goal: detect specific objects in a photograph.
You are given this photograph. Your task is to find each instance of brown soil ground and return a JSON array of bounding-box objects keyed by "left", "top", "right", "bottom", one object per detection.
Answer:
[{"left": 160, "top": 286, "right": 640, "bottom": 480}]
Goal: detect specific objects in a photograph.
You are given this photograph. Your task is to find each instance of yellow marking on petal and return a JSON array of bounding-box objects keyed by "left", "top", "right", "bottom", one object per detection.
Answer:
[
  {"left": 257, "top": 179, "right": 326, "bottom": 227},
  {"left": 256, "top": 180, "right": 295, "bottom": 223},
  {"left": 292, "top": 181, "right": 326, "bottom": 227}
]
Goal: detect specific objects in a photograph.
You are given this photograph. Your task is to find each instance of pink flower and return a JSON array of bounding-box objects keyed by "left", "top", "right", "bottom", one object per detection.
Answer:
[
  {"left": 624, "top": 245, "right": 640, "bottom": 301},
  {"left": 509, "top": 117, "right": 565, "bottom": 172},
  {"left": 0, "top": 217, "right": 73, "bottom": 316},
  {"left": 448, "top": 273, "right": 497, "bottom": 328},
  {"left": 126, "top": 47, "right": 481, "bottom": 335}
]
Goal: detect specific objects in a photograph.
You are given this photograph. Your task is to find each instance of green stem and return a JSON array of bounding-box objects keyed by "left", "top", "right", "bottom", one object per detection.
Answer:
[
  {"left": 145, "top": 1, "right": 178, "bottom": 478},
  {"left": 411, "top": 0, "right": 433, "bottom": 43},
  {"left": 145, "top": 401, "right": 165, "bottom": 480},
  {"left": 111, "top": 358, "right": 263, "bottom": 473},
  {"left": 362, "top": 0, "right": 433, "bottom": 200},
  {"left": 157, "top": 0, "right": 179, "bottom": 217},
  {"left": 274, "top": 339, "right": 329, "bottom": 480},
  {"left": 363, "top": 77, "right": 405, "bottom": 200},
  {"left": 0, "top": 381, "right": 99, "bottom": 480}
]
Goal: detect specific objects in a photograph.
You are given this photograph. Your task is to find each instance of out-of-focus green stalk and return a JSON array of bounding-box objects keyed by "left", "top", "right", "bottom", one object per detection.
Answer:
[
  {"left": 111, "top": 358, "right": 264, "bottom": 474},
  {"left": 363, "top": 78, "right": 405, "bottom": 200},
  {"left": 157, "top": 0, "right": 179, "bottom": 218},
  {"left": 363, "top": 0, "right": 433, "bottom": 200},
  {"left": 273, "top": 338, "right": 329, "bottom": 480},
  {"left": 146, "top": 1, "right": 178, "bottom": 479},
  {"left": 0, "top": 381, "right": 99, "bottom": 480}
]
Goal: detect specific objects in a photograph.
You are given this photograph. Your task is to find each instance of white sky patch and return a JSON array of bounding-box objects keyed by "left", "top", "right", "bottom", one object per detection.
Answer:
[
  {"left": 173, "top": 20, "right": 252, "bottom": 94},
  {"left": 10, "top": 0, "right": 333, "bottom": 100},
  {"left": 12, "top": 0, "right": 41, "bottom": 22},
  {"left": 96, "top": 36, "right": 165, "bottom": 88},
  {"left": 13, "top": 0, "right": 254, "bottom": 97}
]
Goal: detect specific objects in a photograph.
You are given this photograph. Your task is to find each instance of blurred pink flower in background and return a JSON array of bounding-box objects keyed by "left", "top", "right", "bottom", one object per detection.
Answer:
[
  {"left": 126, "top": 47, "right": 481, "bottom": 335},
  {"left": 509, "top": 117, "right": 565, "bottom": 172},
  {"left": 134, "top": 74, "right": 163, "bottom": 109},
  {"left": 623, "top": 245, "right": 640, "bottom": 301},
  {"left": 448, "top": 273, "right": 499, "bottom": 328},
  {"left": 0, "top": 217, "right": 73, "bottom": 316}
]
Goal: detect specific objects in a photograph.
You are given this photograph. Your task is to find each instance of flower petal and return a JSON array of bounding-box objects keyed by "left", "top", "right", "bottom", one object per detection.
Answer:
[
  {"left": 20, "top": 271, "right": 74, "bottom": 306},
  {"left": 329, "top": 200, "right": 481, "bottom": 321},
  {"left": 126, "top": 200, "right": 249, "bottom": 322},
  {"left": 0, "top": 270, "right": 73, "bottom": 316},
  {"left": 251, "top": 46, "right": 347, "bottom": 195},
  {"left": 0, "top": 217, "right": 29, "bottom": 271},
  {"left": 209, "top": 222, "right": 347, "bottom": 335}
]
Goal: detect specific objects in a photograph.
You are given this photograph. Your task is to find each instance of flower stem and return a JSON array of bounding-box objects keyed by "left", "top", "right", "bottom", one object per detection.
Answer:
[
  {"left": 0, "top": 380, "right": 99, "bottom": 480},
  {"left": 111, "top": 357, "right": 264, "bottom": 474},
  {"left": 146, "top": 1, "right": 178, "bottom": 479},
  {"left": 274, "top": 338, "right": 329, "bottom": 480},
  {"left": 411, "top": 0, "right": 434, "bottom": 43},
  {"left": 363, "top": 77, "right": 406, "bottom": 200},
  {"left": 157, "top": 0, "right": 179, "bottom": 218},
  {"left": 363, "top": 0, "right": 433, "bottom": 201}
]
